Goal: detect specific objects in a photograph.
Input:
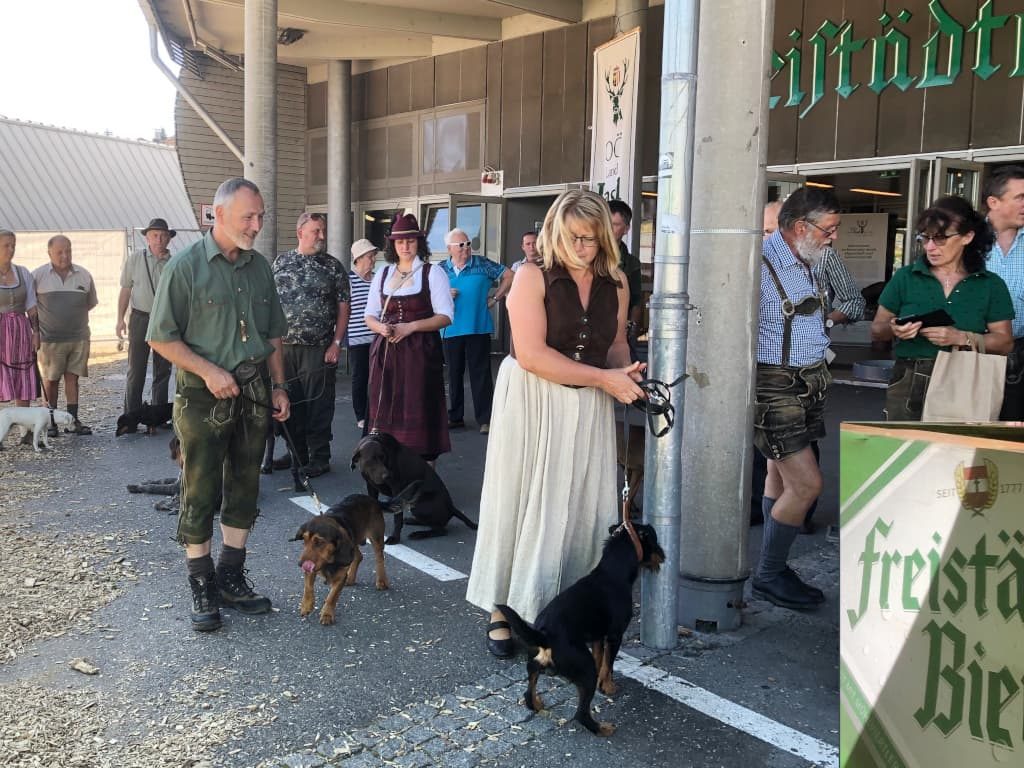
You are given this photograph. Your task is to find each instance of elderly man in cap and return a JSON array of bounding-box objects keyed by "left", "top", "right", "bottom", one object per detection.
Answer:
[
  {"left": 269, "top": 212, "right": 349, "bottom": 478},
  {"left": 116, "top": 218, "right": 175, "bottom": 421},
  {"left": 347, "top": 238, "right": 377, "bottom": 429}
]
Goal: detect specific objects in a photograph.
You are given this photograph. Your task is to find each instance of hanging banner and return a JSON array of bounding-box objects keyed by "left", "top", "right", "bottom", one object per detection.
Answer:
[{"left": 590, "top": 27, "right": 641, "bottom": 204}]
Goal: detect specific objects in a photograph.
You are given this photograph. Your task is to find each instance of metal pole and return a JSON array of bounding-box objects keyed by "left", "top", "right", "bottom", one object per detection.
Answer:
[
  {"left": 640, "top": 0, "right": 698, "bottom": 651},
  {"left": 328, "top": 60, "right": 353, "bottom": 269},
  {"left": 245, "top": 0, "right": 278, "bottom": 258},
  {"left": 676, "top": 0, "right": 775, "bottom": 631},
  {"left": 614, "top": 0, "right": 647, "bottom": 262},
  {"left": 145, "top": 25, "right": 243, "bottom": 164}
]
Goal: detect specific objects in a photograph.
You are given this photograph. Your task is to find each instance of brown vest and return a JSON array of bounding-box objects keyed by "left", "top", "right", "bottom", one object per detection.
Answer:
[{"left": 540, "top": 265, "right": 620, "bottom": 368}]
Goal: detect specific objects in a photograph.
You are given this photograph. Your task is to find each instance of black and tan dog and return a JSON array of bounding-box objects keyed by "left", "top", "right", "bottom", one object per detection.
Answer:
[
  {"left": 290, "top": 485, "right": 419, "bottom": 625},
  {"left": 116, "top": 402, "right": 174, "bottom": 436},
  {"left": 498, "top": 523, "right": 666, "bottom": 736},
  {"left": 351, "top": 432, "right": 477, "bottom": 544}
]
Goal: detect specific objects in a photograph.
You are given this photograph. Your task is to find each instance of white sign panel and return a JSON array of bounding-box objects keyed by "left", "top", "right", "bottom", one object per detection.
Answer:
[
  {"left": 590, "top": 28, "right": 641, "bottom": 204},
  {"left": 834, "top": 212, "right": 888, "bottom": 289},
  {"left": 200, "top": 203, "right": 215, "bottom": 228}
]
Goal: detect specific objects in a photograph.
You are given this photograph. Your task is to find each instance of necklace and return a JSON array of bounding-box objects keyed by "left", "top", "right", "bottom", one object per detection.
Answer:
[{"left": 937, "top": 269, "right": 964, "bottom": 291}]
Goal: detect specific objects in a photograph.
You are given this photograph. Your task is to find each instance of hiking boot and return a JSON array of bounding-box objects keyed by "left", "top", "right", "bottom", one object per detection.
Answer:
[
  {"left": 216, "top": 566, "right": 272, "bottom": 614},
  {"left": 188, "top": 574, "right": 223, "bottom": 632}
]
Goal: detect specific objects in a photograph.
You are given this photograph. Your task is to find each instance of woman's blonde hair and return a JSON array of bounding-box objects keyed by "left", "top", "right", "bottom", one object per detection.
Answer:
[{"left": 536, "top": 190, "right": 621, "bottom": 278}]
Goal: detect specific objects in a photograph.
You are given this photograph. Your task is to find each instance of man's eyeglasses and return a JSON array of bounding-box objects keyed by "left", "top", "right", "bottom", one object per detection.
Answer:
[
  {"left": 450, "top": 242, "right": 471, "bottom": 249},
  {"left": 802, "top": 220, "right": 839, "bottom": 237},
  {"left": 915, "top": 231, "right": 961, "bottom": 246},
  {"left": 570, "top": 235, "right": 599, "bottom": 247}
]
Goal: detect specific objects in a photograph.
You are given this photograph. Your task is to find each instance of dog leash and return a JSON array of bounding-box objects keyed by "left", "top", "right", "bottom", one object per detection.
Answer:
[
  {"left": 616, "top": 371, "right": 687, "bottom": 561},
  {"left": 239, "top": 388, "right": 324, "bottom": 513}
]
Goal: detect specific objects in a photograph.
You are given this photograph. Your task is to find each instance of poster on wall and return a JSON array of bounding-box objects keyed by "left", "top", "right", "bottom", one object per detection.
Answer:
[
  {"left": 834, "top": 212, "right": 888, "bottom": 290},
  {"left": 590, "top": 28, "right": 641, "bottom": 204}
]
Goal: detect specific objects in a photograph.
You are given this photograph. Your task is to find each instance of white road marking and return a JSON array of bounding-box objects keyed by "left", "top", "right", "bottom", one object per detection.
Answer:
[
  {"left": 616, "top": 653, "right": 839, "bottom": 767},
  {"left": 288, "top": 497, "right": 467, "bottom": 581},
  {"left": 286, "top": 496, "right": 835, "bottom": 764},
  {"left": 382, "top": 543, "right": 467, "bottom": 582}
]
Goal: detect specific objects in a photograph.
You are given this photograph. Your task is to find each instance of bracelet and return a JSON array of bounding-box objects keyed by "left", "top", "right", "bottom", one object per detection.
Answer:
[{"left": 271, "top": 382, "right": 289, "bottom": 392}]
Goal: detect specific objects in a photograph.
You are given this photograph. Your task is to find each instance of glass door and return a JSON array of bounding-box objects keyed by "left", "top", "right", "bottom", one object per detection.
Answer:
[
  {"left": 448, "top": 193, "right": 506, "bottom": 350},
  {"left": 932, "top": 158, "right": 985, "bottom": 207}
]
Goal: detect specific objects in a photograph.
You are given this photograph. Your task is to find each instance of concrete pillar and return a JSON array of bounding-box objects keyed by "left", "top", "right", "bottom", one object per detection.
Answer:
[
  {"left": 676, "top": 0, "right": 775, "bottom": 631},
  {"left": 328, "top": 60, "right": 353, "bottom": 268},
  {"left": 244, "top": 0, "right": 278, "bottom": 257},
  {"left": 615, "top": 0, "right": 647, "bottom": 260}
]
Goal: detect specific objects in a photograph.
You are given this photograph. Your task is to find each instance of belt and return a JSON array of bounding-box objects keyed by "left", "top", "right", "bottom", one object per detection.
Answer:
[{"left": 757, "top": 360, "right": 827, "bottom": 373}]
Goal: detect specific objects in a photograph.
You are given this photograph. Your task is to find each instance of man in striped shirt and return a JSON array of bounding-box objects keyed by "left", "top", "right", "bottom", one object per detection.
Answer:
[
  {"left": 983, "top": 165, "right": 1024, "bottom": 420},
  {"left": 348, "top": 239, "right": 377, "bottom": 429}
]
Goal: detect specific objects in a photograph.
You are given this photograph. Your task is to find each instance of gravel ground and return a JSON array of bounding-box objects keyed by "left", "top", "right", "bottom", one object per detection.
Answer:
[{"left": 0, "top": 355, "right": 277, "bottom": 767}]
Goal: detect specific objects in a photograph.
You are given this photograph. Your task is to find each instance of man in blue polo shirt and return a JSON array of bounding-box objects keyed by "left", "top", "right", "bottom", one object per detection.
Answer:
[{"left": 440, "top": 228, "right": 512, "bottom": 434}]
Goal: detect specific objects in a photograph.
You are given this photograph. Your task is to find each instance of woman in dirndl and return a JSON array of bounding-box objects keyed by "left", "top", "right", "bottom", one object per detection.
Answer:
[
  {"left": 465, "top": 190, "right": 646, "bottom": 657},
  {"left": 0, "top": 229, "right": 39, "bottom": 405},
  {"left": 363, "top": 214, "right": 454, "bottom": 461}
]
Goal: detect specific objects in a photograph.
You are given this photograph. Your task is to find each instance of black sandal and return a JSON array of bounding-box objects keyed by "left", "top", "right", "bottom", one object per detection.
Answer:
[
  {"left": 487, "top": 619, "right": 514, "bottom": 659},
  {"left": 65, "top": 421, "right": 93, "bottom": 435}
]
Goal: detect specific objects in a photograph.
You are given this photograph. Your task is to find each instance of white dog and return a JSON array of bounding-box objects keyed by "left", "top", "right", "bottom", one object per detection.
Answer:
[{"left": 0, "top": 407, "right": 75, "bottom": 452}]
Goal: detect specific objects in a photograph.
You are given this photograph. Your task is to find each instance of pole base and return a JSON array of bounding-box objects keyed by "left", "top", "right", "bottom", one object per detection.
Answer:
[{"left": 677, "top": 575, "right": 746, "bottom": 632}]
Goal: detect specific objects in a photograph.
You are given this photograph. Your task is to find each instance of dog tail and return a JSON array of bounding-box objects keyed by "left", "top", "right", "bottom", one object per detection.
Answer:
[
  {"left": 496, "top": 604, "right": 548, "bottom": 651},
  {"left": 451, "top": 506, "right": 478, "bottom": 530}
]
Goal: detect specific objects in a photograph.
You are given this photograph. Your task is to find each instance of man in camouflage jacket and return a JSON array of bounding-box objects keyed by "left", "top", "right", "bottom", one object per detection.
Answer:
[{"left": 271, "top": 213, "right": 349, "bottom": 477}]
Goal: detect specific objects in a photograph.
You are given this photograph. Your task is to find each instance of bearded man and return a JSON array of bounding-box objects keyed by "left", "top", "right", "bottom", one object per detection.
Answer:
[{"left": 750, "top": 187, "right": 840, "bottom": 611}]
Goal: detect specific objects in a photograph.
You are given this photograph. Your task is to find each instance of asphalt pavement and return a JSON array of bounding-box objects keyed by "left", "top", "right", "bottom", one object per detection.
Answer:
[{"left": 0, "top": 357, "right": 884, "bottom": 768}]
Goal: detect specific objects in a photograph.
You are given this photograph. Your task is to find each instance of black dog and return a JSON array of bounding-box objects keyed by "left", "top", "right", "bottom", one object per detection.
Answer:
[
  {"left": 499, "top": 523, "right": 666, "bottom": 736},
  {"left": 350, "top": 432, "right": 477, "bottom": 544},
  {"left": 116, "top": 402, "right": 173, "bottom": 436}
]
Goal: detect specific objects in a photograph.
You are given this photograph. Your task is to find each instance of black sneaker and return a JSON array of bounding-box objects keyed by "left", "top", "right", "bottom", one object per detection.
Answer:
[
  {"left": 216, "top": 566, "right": 272, "bottom": 614},
  {"left": 188, "top": 574, "right": 223, "bottom": 632}
]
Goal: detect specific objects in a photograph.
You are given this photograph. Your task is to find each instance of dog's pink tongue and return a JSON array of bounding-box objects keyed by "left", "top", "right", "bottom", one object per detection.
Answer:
[{"left": 300, "top": 560, "right": 315, "bottom": 574}]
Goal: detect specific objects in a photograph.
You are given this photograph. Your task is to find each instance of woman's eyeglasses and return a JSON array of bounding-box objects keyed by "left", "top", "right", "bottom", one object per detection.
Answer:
[
  {"left": 570, "top": 235, "right": 599, "bottom": 247},
  {"left": 915, "top": 231, "right": 961, "bottom": 246}
]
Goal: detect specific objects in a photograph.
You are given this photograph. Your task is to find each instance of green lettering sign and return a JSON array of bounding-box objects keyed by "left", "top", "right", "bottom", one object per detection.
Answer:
[{"left": 770, "top": 0, "right": 1024, "bottom": 117}]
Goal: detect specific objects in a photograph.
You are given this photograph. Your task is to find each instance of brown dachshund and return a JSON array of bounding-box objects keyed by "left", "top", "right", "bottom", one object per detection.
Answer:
[{"left": 291, "top": 485, "right": 419, "bottom": 625}]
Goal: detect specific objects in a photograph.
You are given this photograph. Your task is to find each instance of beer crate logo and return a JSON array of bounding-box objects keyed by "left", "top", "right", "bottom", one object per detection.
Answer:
[{"left": 955, "top": 459, "right": 999, "bottom": 516}]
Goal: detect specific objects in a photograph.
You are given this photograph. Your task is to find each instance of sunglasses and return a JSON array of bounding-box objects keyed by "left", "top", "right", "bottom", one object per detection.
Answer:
[
  {"left": 915, "top": 231, "right": 961, "bottom": 246},
  {"left": 449, "top": 242, "right": 471, "bottom": 249}
]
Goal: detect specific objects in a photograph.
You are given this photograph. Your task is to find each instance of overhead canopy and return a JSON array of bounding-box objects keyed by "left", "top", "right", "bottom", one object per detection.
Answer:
[{"left": 145, "top": 0, "right": 590, "bottom": 67}]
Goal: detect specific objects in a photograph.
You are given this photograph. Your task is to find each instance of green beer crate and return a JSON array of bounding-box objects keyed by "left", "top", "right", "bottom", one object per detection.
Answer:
[{"left": 840, "top": 422, "right": 1024, "bottom": 767}]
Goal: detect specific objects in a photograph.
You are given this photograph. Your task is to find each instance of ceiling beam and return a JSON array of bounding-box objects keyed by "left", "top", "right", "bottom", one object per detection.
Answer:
[
  {"left": 203, "top": 0, "right": 502, "bottom": 41},
  {"left": 486, "top": 0, "right": 581, "bottom": 24},
  {"left": 280, "top": 35, "right": 434, "bottom": 61}
]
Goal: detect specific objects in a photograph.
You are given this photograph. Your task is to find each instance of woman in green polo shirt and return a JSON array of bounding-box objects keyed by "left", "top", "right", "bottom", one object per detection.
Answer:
[{"left": 871, "top": 195, "right": 1014, "bottom": 420}]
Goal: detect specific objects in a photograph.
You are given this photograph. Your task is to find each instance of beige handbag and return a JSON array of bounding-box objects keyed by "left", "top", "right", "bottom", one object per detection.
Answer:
[{"left": 921, "top": 334, "right": 1007, "bottom": 422}]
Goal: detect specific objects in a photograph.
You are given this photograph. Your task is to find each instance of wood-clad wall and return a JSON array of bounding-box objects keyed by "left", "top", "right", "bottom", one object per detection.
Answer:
[{"left": 175, "top": 63, "right": 306, "bottom": 255}]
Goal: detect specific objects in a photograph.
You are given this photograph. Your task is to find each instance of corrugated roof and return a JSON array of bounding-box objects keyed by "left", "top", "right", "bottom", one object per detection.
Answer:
[{"left": 0, "top": 118, "right": 199, "bottom": 246}]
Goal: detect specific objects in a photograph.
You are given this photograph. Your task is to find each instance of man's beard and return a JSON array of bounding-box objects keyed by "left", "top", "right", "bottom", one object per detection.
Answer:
[
  {"left": 313, "top": 238, "right": 326, "bottom": 253},
  {"left": 227, "top": 229, "right": 256, "bottom": 251},
  {"left": 795, "top": 231, "right": 825, "bottom": 266}
]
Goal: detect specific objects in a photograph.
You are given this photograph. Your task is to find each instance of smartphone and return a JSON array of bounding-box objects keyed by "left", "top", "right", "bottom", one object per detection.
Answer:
[{"left": 894, "top": 309, "right": 955, "bottom": 328}]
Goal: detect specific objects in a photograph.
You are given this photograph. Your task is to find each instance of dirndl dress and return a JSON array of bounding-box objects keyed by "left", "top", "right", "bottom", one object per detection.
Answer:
[
  {"left": 0, "top": 265, "right": 37, "bottom": 402},
  {"left": 367, "top": 263, "right": 451, "bottom": 458}
]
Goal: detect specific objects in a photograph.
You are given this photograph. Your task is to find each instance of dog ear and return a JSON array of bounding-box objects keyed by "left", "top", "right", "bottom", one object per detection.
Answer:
[
  {"left": 289, "top": 523, "right": 309, "bottom": 542},
  {"left": 350, "top": 447, "right": 361, "bottom": 471},
  {"left": 608, "top": 523, "right": 621, "bottom": 536}
]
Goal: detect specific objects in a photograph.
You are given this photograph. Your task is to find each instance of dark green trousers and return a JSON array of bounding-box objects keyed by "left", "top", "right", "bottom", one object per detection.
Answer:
[{"left": 173, "top": 370, "right": 269, "bottom": 545}]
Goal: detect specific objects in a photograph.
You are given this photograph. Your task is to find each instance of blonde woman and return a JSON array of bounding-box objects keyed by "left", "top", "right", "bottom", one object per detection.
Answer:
[{"left": 466, "top": 190, "right": 645, "bottom": 657}]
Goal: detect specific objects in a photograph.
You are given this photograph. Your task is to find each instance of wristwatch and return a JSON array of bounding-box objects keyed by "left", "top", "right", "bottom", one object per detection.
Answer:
[
  {"left": 272, "top": 382, "right": 289, "bottom": 392},
  {"left": 825, "top": 318, "right": 835, "bottom": 329},
  {"left": 333, "top": 339, "right": 343, "bottom": 347}
]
